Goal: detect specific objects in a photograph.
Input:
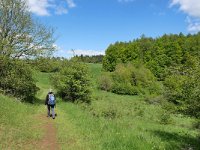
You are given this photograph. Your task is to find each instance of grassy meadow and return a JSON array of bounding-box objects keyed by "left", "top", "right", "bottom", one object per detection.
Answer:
[
  {"left": 54, "top": 63, "right": 199, "bottom": 150},
  {"left": 0, "top": 63, "right": 199, "bottom": 149}
]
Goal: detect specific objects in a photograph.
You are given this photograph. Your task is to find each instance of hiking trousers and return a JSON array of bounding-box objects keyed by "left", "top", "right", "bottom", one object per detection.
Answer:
[{"left": 47, "top": 105, "right": 55, "bottom": 118}]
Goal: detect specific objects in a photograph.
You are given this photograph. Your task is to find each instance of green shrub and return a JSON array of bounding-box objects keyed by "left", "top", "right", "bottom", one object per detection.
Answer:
[
  {"left": 0, "top": 57, "right": 38, "bottom": 102},
  {"left": 164, "top": 66, "right": 200, "bottom": 118},
  {"left": 110, "top": 63, "right": 161, "bottom": 95},
  {"left": 111, "top": 82, "right": 139, "bottom": 95},
  {"left": 51, "top": 61, "right": 91, "bottom": 103},
  {"left": 97, "top": 73, "right": 113, "bottom": 91}
]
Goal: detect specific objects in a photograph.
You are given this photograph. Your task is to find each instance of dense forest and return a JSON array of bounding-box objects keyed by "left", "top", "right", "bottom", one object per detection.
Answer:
[{"left": 101, "top": 33, "right": 200, "bottom": 118}]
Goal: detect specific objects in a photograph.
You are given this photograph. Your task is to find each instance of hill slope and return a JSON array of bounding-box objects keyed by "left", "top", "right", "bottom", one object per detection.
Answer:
[{"left": 0, "top": 64, "right": 199, "bottom": 150}]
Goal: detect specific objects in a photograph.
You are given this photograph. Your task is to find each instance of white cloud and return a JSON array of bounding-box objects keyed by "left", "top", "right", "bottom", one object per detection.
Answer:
[
  {"left": 26, "top": 0, "right": 76, "bottom": 16},
  {"left": 170, "top": 0, "right": 200, "bottom": 33},
  {"left": 170, "top": 0, "right": 200, "bottom": 18},
  {"left": 27, "top": 0, "right": 50, "bottom": 16},
  {"left": 55, "top": 4, "right": 68, "bottom": 15}
]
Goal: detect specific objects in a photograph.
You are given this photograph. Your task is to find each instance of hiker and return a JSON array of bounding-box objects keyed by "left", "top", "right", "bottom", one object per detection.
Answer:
[{"left": 45, "top": 91, "right": 56, "bottom": 119}]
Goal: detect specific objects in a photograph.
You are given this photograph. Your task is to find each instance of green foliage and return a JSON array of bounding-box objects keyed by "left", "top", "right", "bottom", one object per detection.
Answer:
[
  {"left": 164, "top": 64, "right": 200, "bottom": 118},
  {"left": 0, "top": 57, "right": 38, "bottom": 102},
  {"left": 51, "top": 61, "right": 91, "bottom": 103},
  {"left": 102, "top": 33, "right": 200, "bottom": 118},
  {"left": 0, "top": 0, "right": 55, "bottom": 58},
  {"left": 99, "top": 63, "right": 162, "bottom": 96},
  {"left": 103, "top": 33, "right": 200, "bottom": 81},
  {"left": 97, "top": 73, "right": 113, "bottom": 91},
  {"left": 28, "top": 57, "right": 67, "bottom": 73},
  {"left": 103, "top": 44, "right": 119, "bottom": 71}
]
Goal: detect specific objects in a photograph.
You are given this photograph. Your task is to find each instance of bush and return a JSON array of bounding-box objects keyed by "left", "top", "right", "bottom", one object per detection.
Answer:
[
  {"left": 164, "top": 66, "right": 200, "bottom": 118},
  {"left": 51, "top": 61, "right": 91, "bottom": 103},
  {"left": 111, "top": 82, "right": 139, "bottom": 95},
  {"left": 97, "top": 73, "right": 113, "bottom": 91},
  {"left": 110, "top": 63, "right": 161, "bottom": 95},
  {"left": 0, "top": 57, "right": 38, "bottom": 102}
]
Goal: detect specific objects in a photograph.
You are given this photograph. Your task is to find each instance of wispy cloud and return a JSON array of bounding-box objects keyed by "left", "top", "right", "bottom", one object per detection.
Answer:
[
  {"left": 170, "top": 0, "right": 200, "bottom": 33},
  {"left": 186, "top": 17, "right": 200, "bottom": 33},
  {"left": 66, "top": 0, "right": 76, "bottom": 8},
  {"left": 26, "top": 0, "right": 76, "bottom": 16}
]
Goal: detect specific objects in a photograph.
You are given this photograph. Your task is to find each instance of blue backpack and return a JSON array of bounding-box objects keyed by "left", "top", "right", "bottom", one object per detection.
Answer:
[{"left": 48, "top": 94, "right": 55, "bottom": 105}]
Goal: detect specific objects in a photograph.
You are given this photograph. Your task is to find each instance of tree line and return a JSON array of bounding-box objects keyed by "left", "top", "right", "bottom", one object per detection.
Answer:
[{"left": 73, "top": 54, "right": 104, "bottom": 63}]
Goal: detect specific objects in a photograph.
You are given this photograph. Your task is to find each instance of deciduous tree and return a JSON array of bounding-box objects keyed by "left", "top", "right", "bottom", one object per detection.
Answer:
[{"left": 0, "top": 0, "right": 55, "bottom": 58}]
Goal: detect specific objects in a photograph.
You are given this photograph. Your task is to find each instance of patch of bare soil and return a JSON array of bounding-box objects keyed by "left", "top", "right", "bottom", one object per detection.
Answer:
[
  {"left": 34, "top": 114, "right": 60, "bottom": 150},
  {"left": 24, "top": 114, "right": 60, "bottom": 150}
]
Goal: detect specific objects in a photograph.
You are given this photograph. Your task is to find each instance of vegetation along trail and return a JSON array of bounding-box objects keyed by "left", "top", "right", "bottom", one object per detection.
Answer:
[{"left": 0, "top": 0, "right": 200, "bottom": 149}]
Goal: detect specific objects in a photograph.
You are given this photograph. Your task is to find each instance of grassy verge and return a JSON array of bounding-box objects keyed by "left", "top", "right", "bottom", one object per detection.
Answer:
[{"left": 0, "top": 94, "right": 43, "bottom": 149}]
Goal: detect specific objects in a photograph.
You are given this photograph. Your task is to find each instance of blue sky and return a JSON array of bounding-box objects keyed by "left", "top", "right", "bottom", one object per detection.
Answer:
[{"left": 26, "top": 0, "right": 200, "bottom": 58}]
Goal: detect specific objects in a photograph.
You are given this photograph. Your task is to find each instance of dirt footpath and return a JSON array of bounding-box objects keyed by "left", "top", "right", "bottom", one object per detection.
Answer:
[{"left": 36, "top": 114, "right": 60, "bottom": 150}]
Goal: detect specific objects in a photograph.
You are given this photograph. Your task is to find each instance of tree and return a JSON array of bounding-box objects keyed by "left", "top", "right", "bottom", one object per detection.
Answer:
[
  {"left": 51, "top": 61, "right": 91, "bottom": 103},
  {"left": 0, "top": 0, "right": 55, "bottom": 58}
]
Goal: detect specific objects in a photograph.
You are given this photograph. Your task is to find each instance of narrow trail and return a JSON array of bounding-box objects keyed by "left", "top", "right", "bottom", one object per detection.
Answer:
[
  {"left": 36, "top": 114, "right": 60, "bottom": 150},
  {"left": 33, "top": 73, "right": 65, "bottom": 150},
  {"left": 35, "top": 83, "right": 60, "bottom": 150}
]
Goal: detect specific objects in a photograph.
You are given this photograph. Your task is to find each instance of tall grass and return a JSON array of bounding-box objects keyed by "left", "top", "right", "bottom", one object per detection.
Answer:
[
  {"left": 53, "top": 63, "right": 199, "bottom": 150},
  {"left": 54, "top": 89, "right": 199, "bottom": 150},
  {"left": 0, "top": 94, "right": 43, "bottom": 149}
]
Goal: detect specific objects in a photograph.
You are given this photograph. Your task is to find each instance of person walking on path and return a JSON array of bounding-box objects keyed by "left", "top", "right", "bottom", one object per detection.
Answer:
[{"left": 45, "top": 91, "right": 56, "bottom": 119}]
